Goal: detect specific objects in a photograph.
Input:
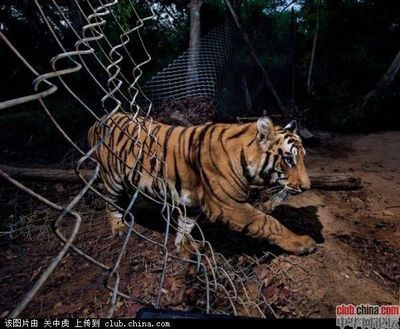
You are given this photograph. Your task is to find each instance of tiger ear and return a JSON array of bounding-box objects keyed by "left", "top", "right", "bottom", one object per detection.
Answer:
[
  {"left": 256, "top": 117, "right": 275, "bottom": 141},
  {"left": 284, "top": 120, "right": 297, "bottom": 132}
]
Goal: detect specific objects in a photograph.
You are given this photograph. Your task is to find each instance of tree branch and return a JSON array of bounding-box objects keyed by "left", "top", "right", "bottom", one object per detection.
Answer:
[
  {"left": 363, "top": 48, "right": 400, "bottom": 104},
  {"left": 307, "top": 0, "right": 320, "bottom": 94},
  {"left": 224, "top": 0, "right": 290, "bottom": 119}
]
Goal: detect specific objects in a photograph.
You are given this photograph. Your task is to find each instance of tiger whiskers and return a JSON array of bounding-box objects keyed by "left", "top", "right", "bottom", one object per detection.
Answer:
[
  {"left": 259, "top": 186, "right": 289, "bottom": 211},
  {"left": 272, "top": 188, "right": 290, "bottom": 202},
  {"left": 266, "top": 185, "right": 282, "bottom": 194}
]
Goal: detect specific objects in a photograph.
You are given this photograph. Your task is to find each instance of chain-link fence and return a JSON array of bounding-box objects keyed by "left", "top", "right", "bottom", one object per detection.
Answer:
[
  {"left": 0, "top": 0, "right": 300, "bottom": 319},
  {"left": 141, "top": 16, "right": 264, "bottom": 119}
]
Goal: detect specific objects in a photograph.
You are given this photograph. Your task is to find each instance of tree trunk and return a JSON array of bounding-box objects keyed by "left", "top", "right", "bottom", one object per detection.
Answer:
[
  {"left": 188, "top": 0, "right": 203, "bottom": 85},
  {"left": 363, "top": 48, "right": 400, "bottom": 102}
]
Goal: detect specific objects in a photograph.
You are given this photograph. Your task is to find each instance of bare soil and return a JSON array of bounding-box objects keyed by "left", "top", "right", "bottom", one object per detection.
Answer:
[
  {"left": 282, "top": 131, "right": 400, "bottom": 316},
  {"left": 0, "top": 131, "right": 399, "bottom": 318}
]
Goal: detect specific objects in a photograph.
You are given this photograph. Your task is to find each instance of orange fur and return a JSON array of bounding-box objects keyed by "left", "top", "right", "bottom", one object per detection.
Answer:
[{"left": 88, "top": 113, "right": 316, "bottom": 255}]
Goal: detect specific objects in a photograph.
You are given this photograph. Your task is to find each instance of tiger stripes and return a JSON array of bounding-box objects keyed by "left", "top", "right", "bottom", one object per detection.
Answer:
[{"left": 88, "top": 112, "right": 316, "bottom": 256}]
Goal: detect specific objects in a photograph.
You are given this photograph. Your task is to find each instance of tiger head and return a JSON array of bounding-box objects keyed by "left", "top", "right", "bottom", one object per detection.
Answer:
[{"left": 248, "top": 117, "right": 310, "bottom": 200}]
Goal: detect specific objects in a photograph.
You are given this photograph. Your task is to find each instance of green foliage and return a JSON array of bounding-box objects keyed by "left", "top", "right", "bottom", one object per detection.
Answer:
[
  {"left": 107, "top": 0, "right": 190, "bottom": 79},
  {"left": 227, "top": 0, "right": 400, "bottom": 130}
]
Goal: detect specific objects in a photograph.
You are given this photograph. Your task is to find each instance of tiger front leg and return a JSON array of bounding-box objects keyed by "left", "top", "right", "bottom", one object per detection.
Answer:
[
  {"left": 174, "top": 213, "right": 201, "bottom": 259},
  {"left": 211, "top": 202, "right": 317, "bottom": 255},
  {"left": 257, "top": 219, "right": 317, "bottom": 255}
]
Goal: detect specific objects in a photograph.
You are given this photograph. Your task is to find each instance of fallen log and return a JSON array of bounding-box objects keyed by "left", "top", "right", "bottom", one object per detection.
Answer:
[
  {"left": 0, "top": 164, "right": 362, "bottom": 190},
  {"left": 0, "top": 164, "right": 91, "bottom": 183},
  {"left": 310, "top": 173, "right": 362, "bottom": 190}
]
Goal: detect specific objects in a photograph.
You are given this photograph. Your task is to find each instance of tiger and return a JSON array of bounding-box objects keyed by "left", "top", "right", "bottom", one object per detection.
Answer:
[{"left": 88, "top": 112, "right": 316, "bottom": 256}]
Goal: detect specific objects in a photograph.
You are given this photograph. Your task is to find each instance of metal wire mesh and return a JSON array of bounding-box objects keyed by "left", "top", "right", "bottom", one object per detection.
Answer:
[
  {"left": 141, "top": 17, "right": 263, "bottom": 118},
  {"left": 0, "top": 0, "right": 286, "bottom": 319},
  {"left": 143, "top": 21, "right": 234, "bottom": 102}
]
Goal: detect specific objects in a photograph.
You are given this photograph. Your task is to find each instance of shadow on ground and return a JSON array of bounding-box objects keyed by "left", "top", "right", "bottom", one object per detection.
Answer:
[{"left": 131, "top": 197, "right": 324, "bottom": 259}]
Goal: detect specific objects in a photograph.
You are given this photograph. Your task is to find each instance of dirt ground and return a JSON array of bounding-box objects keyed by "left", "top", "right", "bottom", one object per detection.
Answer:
[
  {"left": 0, "top": 131, "right": 399, "bottom": 318},
  {"left": 283, "top": 131, "right": 400, "bottom": 316}
]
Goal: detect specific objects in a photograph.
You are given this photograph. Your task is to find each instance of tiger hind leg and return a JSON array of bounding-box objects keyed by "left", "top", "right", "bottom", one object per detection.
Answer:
[
  {"left": 103, "top": 179, "right": 127, "bottom": 236},
  {"left": 106, "top": 204, "right": 126, "bottom": 236}
]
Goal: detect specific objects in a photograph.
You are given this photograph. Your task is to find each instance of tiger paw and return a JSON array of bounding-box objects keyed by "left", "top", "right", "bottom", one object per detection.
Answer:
[
  {"left": 109, "top": 218, "right": 126, "bottom": 236},
  {"left": 290, "top": 235, "right": 317, "bottom": 255},
  {"left": 177, "top": 239, "right": 202, "bottom": 260},
  {"left": 278, "top": 234, "right": 317, "bottom": 255}
]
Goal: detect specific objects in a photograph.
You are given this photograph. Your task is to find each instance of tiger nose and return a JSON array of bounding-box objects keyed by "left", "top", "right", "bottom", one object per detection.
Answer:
[{"left": 300, "top": 176, "right": 311, "bottom": 191}]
